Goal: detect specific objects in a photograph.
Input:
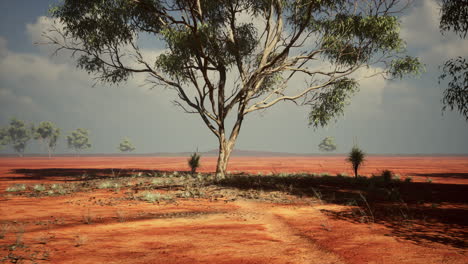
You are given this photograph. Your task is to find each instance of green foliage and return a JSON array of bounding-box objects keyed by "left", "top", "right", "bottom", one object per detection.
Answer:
[
  {"left": 390, "top": 56, "right": 425, "bottom": 79},
  {"left": 1, "top": 118, "right": 34, "bottom": 156},
  {"left": 67, "top": 128, "right": 91, "bottom": 154},
  {"left": 347, "top": 146, "right": 365, "bottom": 178},
  {"left": 118, "top": 137, "right": 136, "bottom": 152},
  {"left": 438, "top": 0, "right": 467, "bottom": 121},
  {"left": 439, "top": 57, "right": 468, "bottom": 120},
  {"left": 309, "top": 78, "right": 358, "bottom": 128},
  {"left": 439, "top": 0, "right": 468, "bottom": 39},
  {"left": 318, "top": 136, "right": 337, "bottom": 152},
  {"left": 318, "top": 14, "right": 405, "bottom": 66},
  {"left": 188, "top": 152, "right": 201, "bottom": 174},
  {"left": 34, "top": 121, "right": 60, "bottom": 157}
]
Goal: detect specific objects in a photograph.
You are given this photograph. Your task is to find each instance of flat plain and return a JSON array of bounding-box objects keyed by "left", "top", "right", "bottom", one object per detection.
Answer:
[{"left": 1, "top": 156, "right": 467, "bottom": 263}]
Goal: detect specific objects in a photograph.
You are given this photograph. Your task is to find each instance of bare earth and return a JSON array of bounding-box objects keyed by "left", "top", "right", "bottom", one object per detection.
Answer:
[{"left": 0, "top": 156, "right": 467, "bottom": 263}]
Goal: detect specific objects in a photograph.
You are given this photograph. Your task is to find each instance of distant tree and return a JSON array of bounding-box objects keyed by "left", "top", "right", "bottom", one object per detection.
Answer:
[
  {"left": 2, "top": 118, "right": 34, "bottom": 157},
  {"left": 67, "top": 128, "right": 91, "bottom": 155},
  {"left": 188, "top": 151, "right": 201, "bottom": 175},
  {"left": 0, "top": 127, "right": 8, "bottom": 150},
  {"left": 318, "top": 137, "right": 337, "bottom": 152},
  {"left": 47, "top": 0, "right": 422, "bottom": 179},
  {"left": 347, "top": 145, "right": 365, "bottom": 178},
  {"left": 438, "top": 0, "right": 468, "bottom": 120},
  {"left": 34, "top": 121, "right": 60, "bottom": 158},
  {"left": 118, "top": 138, "right": 136, "bottom": 153}
]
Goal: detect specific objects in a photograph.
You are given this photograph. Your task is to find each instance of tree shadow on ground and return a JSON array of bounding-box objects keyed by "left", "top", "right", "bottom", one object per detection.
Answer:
[
  {"left": 3, "top": 168, "right": 189, "bottom": 182},
  {"left": 413, "top": 172, "right": 468, "bottom": 179},
  {"left": 217, "top": 174, "right": 468, "bottom": 249}
]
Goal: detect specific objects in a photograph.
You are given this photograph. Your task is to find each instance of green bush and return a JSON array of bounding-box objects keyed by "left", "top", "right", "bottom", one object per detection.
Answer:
[{"left": 188, "top": 152, "right": 201, "bottom": 174}]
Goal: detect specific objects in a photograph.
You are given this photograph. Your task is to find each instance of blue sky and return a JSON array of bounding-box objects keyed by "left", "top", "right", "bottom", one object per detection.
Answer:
[{"left": 0, "top": 0, "right": 467, "bottom": 155}]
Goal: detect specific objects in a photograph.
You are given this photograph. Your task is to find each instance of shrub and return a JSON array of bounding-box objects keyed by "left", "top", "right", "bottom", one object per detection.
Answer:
[
  {"left": 381, "top": 170, "right": 393, "bottom": 182},
  {"left": 347, "top": 146, "right": 365, "bottom": 178},
  {"left": 426, "top": 178, "right": 433, "bottom": 183},
  {"left": 404, "top": 176, "right": 413, "bottom": 183},
  {"left": 188, "top": 152, "right": 201, "bottom": 175}
]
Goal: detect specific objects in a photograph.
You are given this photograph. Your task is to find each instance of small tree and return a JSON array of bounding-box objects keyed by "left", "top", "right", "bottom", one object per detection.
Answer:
[
  {"left": 67, "top": 128, "right": 91, "bottom": 155},
  {"left": 188, "top": 152, "right": 201, "bottom": 175},
  {"left": 347, "top": 146, "right": 365, "bottom": 178},
  {"left": 118, "top": 138, "right": 136, "bottom": 153},
  {"left": 2, "top": 118, "right": 34, "bottom": 157},
  {"left": 318, "top": 137, "right": 337, "bottom": 152},
  {"left": 34, "top": 121, "right": 60, "bottom": 158}
]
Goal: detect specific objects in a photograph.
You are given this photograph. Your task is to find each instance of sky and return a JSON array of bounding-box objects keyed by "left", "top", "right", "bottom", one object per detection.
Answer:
[{"left": 0, "top": 0, "right": 467, "bottom": 155}]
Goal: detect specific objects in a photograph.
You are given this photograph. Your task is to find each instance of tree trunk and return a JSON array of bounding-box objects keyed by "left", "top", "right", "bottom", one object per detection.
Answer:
[
  {"left": 215, "top": 140, "right": 231, "bottom": 180},
  {"left": 215, "top": 134, "right": 238, "bottom": 180},
  {"left": 354, "top": 166, "right": 358, "bottom": 178}
]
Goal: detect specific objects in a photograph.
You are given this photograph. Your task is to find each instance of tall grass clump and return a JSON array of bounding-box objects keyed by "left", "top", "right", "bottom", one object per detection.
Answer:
[
  {"left": 347, "top": 146, "right": 365, "bottom": 178},
  {"left": 188, "top": 151, "right": 201, "bottom": 175}
]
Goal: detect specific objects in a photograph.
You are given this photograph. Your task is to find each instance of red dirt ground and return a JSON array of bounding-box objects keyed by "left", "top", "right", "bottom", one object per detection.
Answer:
[{"left": 0, "top": 156, "right": 467, "bottom": 263}]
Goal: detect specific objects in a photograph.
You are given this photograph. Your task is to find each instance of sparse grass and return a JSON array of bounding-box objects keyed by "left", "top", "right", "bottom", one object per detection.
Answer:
[
  {"left": 33, "top": 184, "right": 46, "bottom": 192},
  {"left": 139, "top": 191, "right": 173, "bottom": 203},
  {"left": 98, "top": 181, "right": 120, "bottom": 190},
  {"left": 6, "top": 184, "right": 27, "bottom": 192},
  {"left": 14, "top": 225, "right": 25, "bottom": 247},
  {"left": 116, "top": 210, "right": 126, "bottom": 222},
  {"left": 82, "top": 209, "right": 93, "bottom": 224}
]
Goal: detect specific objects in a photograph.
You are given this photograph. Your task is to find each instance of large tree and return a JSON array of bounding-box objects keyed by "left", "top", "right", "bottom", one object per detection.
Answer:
[
  {"left": 46, "top": 0, "right": 421, "bottom": 178},
  {"left": 34, "top": 121, "right": 61, "bottom": 158},
  {"left": 438, "top": 0, "right": 468, "bottom": 120}
]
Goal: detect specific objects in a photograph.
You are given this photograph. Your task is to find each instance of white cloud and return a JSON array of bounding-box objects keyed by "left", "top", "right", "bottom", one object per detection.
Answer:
[{"left": 400, "top": 0, "right": 441, "bottom": 48}]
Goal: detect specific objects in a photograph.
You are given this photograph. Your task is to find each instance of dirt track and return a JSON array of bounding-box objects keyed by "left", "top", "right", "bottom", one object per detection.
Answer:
[{"left": 1, "top": 156, "right": 467, "bottom": 263}]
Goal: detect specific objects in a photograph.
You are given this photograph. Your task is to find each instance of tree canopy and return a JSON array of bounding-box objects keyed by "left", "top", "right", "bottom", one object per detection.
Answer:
[{"left": 47, "top": 0, "right": 422, "bottom": 177}]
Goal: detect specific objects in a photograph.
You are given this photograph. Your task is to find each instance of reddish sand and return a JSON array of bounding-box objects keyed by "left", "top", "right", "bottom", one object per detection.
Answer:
[{"left": 0, "top": 156, "right": 467, "bottom": 264}]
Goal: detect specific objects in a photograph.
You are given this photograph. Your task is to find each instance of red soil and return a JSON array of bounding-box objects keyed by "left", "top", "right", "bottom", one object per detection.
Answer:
[{"left": 0, "top": 156, "right": 467, "bottom": 263}]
